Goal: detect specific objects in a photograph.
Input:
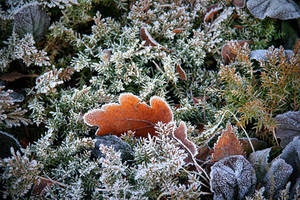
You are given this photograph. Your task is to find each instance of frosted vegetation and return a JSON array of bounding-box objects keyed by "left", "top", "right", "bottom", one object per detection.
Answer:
[{"left": 0, "top": 0, "right": 299, "bottom": 199}]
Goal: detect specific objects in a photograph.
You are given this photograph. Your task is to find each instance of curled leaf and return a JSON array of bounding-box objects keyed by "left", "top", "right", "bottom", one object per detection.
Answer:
[
  {"left": 204, "top": 5, "right": 223, "bottom": 23},
  {"left": 212, "top": 122, "right": 245, "bottom": 162},
  {"left": 279, "top": 136, "right": 300, "bottom": 180},
  {"left": 275, "top": 111, "right": 300, "bottom": 147},
  {"left": 84, "top": 93, "right": 173, "bottom": 137},
  {"left": 175, "top": 64, "right": 187, "bottom": 80},
  {"left": 248, "top": 148, "right": 272, "bottom": 183},
  {"left": 172, "top": 121, "right": 197, "bottom": 163},
  {"left": 140, "top": 27, "right": 160, "bottom": 47},
  {"left": 263, "top": 158, "right": 293, "bottom": 199}
]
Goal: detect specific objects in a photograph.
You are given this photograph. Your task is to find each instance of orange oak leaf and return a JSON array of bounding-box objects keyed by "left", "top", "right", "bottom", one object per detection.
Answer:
[
  {"left": 84, "top": 93, "right": 173, "bottom": 137},
  {"left": 212, "top": 122, "right": 245, "bottom": 162}
]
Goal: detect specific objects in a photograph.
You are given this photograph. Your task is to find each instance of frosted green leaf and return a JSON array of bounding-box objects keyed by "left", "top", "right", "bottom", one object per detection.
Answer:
[
  {"left": 210, "top": 155, "right": 256, "bottom": 200},
  {"left": 247, "top": 0, "right": 300, "bottom": 20},
  {"left": 250, "top": 49, "right": 293, "bottom": 61},
  {"left": 13, "top": 3, "right": 50, "bottom": 41},
  {"left": 263, "top": 158, "right": 293, "bottom": 199},
  {"left": 249, "top": 148, "right": 271, "bottom": 183},
  {"left": 279, "top": 136, "right": 300, "bottom": 180},
  {"left": 275, "top": 111, "right": 300, "bottom": 147}
]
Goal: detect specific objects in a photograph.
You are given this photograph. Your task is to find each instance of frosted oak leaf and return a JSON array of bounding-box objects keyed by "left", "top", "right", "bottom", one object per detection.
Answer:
[{"left": 84, "top": 93, "right": 173, "bottom": 137}]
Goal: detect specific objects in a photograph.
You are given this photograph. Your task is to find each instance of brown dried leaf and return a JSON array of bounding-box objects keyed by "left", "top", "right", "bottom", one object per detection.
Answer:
[
  {"left": 221, "top": 40, "right": 252, "bottom": 64},
  {"left": 32, "top": 178, "right": 53, "bottom": 196},
  {"left": 232, "top": 0, "right": 245, "bottom": 8},
  {"left": 140, "top": 27, "right": 159, "bottom": 47},
  {"left": 172, "top": 28, "right": 185, "bottom": 34},
  {"left": 0, "top": 72, "right": 38, "bottom": 82},
  {"left": 212, "top": 122, "right": 245, "bottom": 161},
  {"left": 175, "top": 64, "right": 187, "bottom": 80},
  {"left": 204, "top": 5, "right": 223, "bottom": 23},
  {"left": 173, "top": 121, "right": 197, "bottom": 156},
  {"left": 84, "top": 93, "right": 173, "bottom": 137}
]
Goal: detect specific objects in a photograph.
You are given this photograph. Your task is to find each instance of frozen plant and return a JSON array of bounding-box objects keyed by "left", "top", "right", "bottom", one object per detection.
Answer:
[
  {"left": 0, "top": 86, "right": 31, "bottom": 128},
  {"left": 0, "top": 33, "right": 50, "bottom": 71}
]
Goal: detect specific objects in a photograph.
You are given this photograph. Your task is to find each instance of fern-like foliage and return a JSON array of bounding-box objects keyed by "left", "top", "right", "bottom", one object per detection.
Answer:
[{"left": 218, "top": 41, "right": 300, "bottom": 136}]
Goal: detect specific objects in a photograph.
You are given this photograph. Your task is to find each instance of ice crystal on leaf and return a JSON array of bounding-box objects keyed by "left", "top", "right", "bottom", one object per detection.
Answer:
[
  {"left": 13, "top": 2, "right": 50, "bottom": 42},
  {"left": 1, "top": 33, "right": 50, "bottom": 70},
  {"left": 0, "top": 86, "right": 31, "bottom": 127},
  {"left": 247, "top": 0, "right": 300, "bottom": 20},
  {"left": 84, "top": 93, "right": 173, "bottom": 137},
  {"left": 210, "top": 155, "right": 257, "bottom": 200}
]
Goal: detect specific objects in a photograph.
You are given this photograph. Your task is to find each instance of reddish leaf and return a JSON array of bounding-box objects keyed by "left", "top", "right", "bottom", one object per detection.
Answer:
[
  {"left": 212, "top": 122, "right": 245, "bottom": 161},
  {"left": 175, "top": 64, "right": 187, "bottom": 80},
  {"left": 172, "top": 28, "right": 185, "bottom": 34},
  {"left": 140, "top": 27, "right": 160, "bottom": 47},
  {"left": 232, "top": 0, "right": 245, "bottom": 8},
  {"left": 173, "top": 122, "right": 197, "bottom": 156},
  {"left": 140, "top": 27, "right": 170, "bottom": 52},
  {"left": 84, "top": 93, "right": 173, "bottom": 137},
  {"left": 221, "top": 40, "right": 252, "bottom": 64},
  {"left": 204, "top": 5, "right": 223, "bottom": 23}
]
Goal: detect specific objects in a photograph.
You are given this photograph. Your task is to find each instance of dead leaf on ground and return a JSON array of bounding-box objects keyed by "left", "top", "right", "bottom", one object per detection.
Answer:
[
  {"left": 173, "top": 121, "right": 197, "bottom": 159},
  {"left": 212, "top": 122, "right": 245, "bottom": 162},
  {"left": 175, "top": 64, "right": 187, "bottom": 80},
  {"left": 32, "top": 178, "right": 53, "bottom": 196},
  {"left": 0, "top": 72, "right": 39, "bottom": 82},
  {"left": 84, "top": 93, "right": 173, "bottom": 137},
  {"left": 221, "top": 40, "right": 252, "bottom": 64},
  {"left": 140, "top": 27, "right": 170, "bottom": 51},
  {"left": 232, "top": 0, "right": 245, "bottom": 8},
  {"left": 204, "top": 4, "right": 223, "bottom": 23},
  {"left": 172, "top": 28, "right": 185, "bottom": 34}
]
